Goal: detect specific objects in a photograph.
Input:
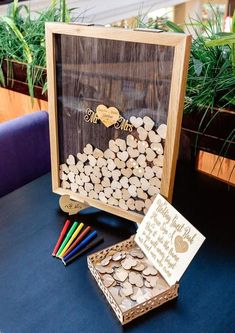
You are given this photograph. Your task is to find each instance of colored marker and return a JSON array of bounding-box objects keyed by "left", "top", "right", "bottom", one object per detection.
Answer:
[
  {"left": 63, "top": 230, "right": 97, "bottom": 261},
  {"left": 62, "top": 237, "right": 104, "bottom": 266},
  {"left": 59, "top": 222, "right": 84, "bottom": 258},
  {"left": 56, "top": 221, "right": 78, "bottom": 257},
  {"left": 62, "top": 226, "right": 91, "bottom": 258},
  {"left": 52, "top": 220, "right": 70, "bottom": 256}
]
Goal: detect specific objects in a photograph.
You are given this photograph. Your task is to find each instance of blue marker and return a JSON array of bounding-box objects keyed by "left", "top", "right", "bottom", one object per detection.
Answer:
[{"left": 63, "top": 230, "right": 97, "bottom": 261}]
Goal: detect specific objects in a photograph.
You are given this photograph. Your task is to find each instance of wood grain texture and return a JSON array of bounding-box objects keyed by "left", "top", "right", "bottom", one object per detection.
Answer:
[{"left": 55, "top": 34, "right": 174, "bottom": 161}]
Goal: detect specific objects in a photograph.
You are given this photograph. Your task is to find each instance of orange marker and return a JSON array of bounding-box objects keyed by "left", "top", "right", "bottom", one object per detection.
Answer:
[{"left": 62, "top": 226, "right": 91, "bottom": 258}]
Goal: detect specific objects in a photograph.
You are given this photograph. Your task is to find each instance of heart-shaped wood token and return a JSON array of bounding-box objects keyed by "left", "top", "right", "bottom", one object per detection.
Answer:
[
  {"left": 144, "top": 166, "right": 154, "bottom": 179},
  {"left": 84, "top": 165, "right": 93, "bottom": 175},
  {"left": 101, "top": 177, "right": 111, "bottom": 188},
  {"left": 119, "top": 199, "right": 128, "bottom": 210},
  {"left": 115, "top": 138, "right": 126, "bottom": 151},
  {"left": 175, "top": 235, "right": 189, "bottom": 253},
  {"left": 143, "top": 116, "right": 154, "bottom": 131},
  {"left": 114, "top": 158, "right": 125, "bottom": 169},
  {"left": 120, "top": 176, "right": 129, "bottom": 189},
  {"left": 107, "top": 159, "right": 116, "bottom": 171},
  {"left": 122, "top": 189, "right": 130, "bottom": 200},
  {"left": 133, "top": 167, "right": 144, "bottom": 178},
  {"left": 137, "top": 127, "right": 147, "bottom": 141},
  {"left": 60, "top": 164, "right": 69, "bottom": 173},
  {"left": 69, "top": 165, "right": 78, "bottom": 174},
  {"left": 68, "top": 172, "right": 75, "bottom": 183},
  {"left": 101, "top": 166, "right": 112, "bottom": 178},
  {"left": 109, "top": 140, "right": 119, "bottom": 153},
  {"left": 94, "top": 183, "right": 103, "bottom": 193},
  {"left": 112, "top": 251, "right": 126, "bottom": 261},
  {"left": 59, "top": 171, "right": 68, "bottom": 181},
  {"left": 152, "top": 166, "right": 163, "bottom": 179},
  {"left": 157, "top": 123, "right": 167, "bottom": 139},
  {"left": 126, "top": 135, "right": 138, "bottom": 148},
  {"left": 130, "top": 248, "right": 144, "bottom": 259},
  {"left": 102, "top": 274, "right": 115, "bottom": 288},
  {"left": 130, "top": 116, "right": 143, "bottom": 128},
  {"left": 121, "top": 168, "right": 132, "bottom": 178},
  {"left": 111, "top": 180, "right": 121, "bottom": 190},
  {"left": 104, "top": 149, "right": 115, "bottom": 160},
  {"left": 89, "top": 190, "right": 98, "bottom": 199},
  {"left": 135, "top": 200, "right": 145, "bottom": 212},
  {"left": 70, "top": 182, "right": 78, "bottom": 193},
  {"left": 117, "top": 151, "right": 128, "bottom": 162},
  {"left": 113, "top": 268, "right": 128, "bottom": 282},
  {"left": 121, "top": 257, "right": 137, "bottom": 270},
  {"left": 112, "top": 169, "right": 121, "bottom": 180},
  {"left": 128, "top": 185, "right": 137, "bottom": 197},
  {"left": 113, "top": 189, "right": 122, "bottom": 199},
  {"left": 96, "top": 265, "right": 113, "bottom": 274},
  {"left": 104, "top": 187, "right": 113, "bottom": 198},
  {"left": 77, "top": 153, "right": 87, "bottom": 163},
  {"left": 76, "top": 161, "right": 84, "bottom": 173},
  {"left": 145, "top": 198, "right": 152, "bottom": 209},
  {"left": 97, "top": 157, "right": 107, "bottom": 168},
  {"left": 129, "top": 271, "right": 143, "bottom": 287},
  {"left": 127, "top": 198, "right": 135, "bottom": 210},
  {"left": 84, "top": 182, "right": 94, "bottom": 192},
  {"left": 149, "top": 176, "right": 161, "bottom": 188},
  {"left": 93, "top": 148, "right": 103, "bottom": 159},
  {"left": 140, "top": 178, "right": 150, "bottom": 191},
  {"left": 148, "top": 130, "right": 161, "bottom": 143},
  {"left": 99, "top": 192, "right": 107, "bottom": 203},
  {"left": 143, "top": 266, "right": 158, "bottom": 276},
  {"left": 146, "top": 148, "right": 156, "bottom": 162},
  {"left": 108, "top": 197, "right": 119, "bottom": 206},
  {"left": 66, "top": 154, "right": 75, "bottom": 165},
  {"left": 90, "top": 174, "right": 100, "bottom": 184},
  {"left": 83, "top": 144, "right": 93, "bottom": 155},
  {"left": 88, "top": 155, "right": 96, "bottom": 167},
  {"left": 151, "top": 142, "right": 163, "bottom": 155},
  {"left": 127, "top": 147, "right": 139, "bottom": 158},
  {"left": 137, "top": 154, "right": 147, "bottom": 167},
  {"left": 129, "top": 176, "right": 141, "bottom": 187},
  {"left": 138, "top": 141, "right": 148, "bottom": 153},
  {"left": 96, "top": 104, "right": 120, "bottom": 128},
  {"left": 120, "top": 281, "right": 133, "bottom": 297},
  {"left": 61, "top": 181, "right": 69, "bottom": 191},
  {"left": 137, "top": 188, "right": 147, "bottom": 200},
  {"left": 59, "top": 195, "right": 88, "bottom": 214}
]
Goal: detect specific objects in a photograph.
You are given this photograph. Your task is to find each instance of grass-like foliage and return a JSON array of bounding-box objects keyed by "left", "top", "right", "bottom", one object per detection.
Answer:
[{"left": 0, "top": 0, "right": 79, "bottom": 97}]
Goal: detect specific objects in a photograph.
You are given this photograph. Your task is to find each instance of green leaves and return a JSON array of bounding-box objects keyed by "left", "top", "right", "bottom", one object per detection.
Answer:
[{"left": 165, "top": 20, "right": 184, "bottom": 33}]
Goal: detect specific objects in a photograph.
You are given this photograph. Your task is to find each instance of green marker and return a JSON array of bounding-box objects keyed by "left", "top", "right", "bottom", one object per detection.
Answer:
[{"left": 56, "top": 221, "right": 78, "bottom": 257}]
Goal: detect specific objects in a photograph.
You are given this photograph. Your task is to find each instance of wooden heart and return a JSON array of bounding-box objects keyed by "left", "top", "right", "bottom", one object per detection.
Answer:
[
  {"left": 96, "top": 104, "right": 120, "bottom": 127},
  {"left": 175, "top": 236, "right": 189, "bottom": 253}
]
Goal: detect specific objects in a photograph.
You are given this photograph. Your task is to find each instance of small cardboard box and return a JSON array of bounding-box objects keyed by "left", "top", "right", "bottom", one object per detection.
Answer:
[{"left": 88, "top": 194, "right": 205, "bottom": 324}]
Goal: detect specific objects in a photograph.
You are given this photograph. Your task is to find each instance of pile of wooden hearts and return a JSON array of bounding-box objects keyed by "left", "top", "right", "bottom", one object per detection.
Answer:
[
  {"left": 59, "top": 116, "right": 167, "bottom": 214},
  {"left": 95, "top": 247, "right": 168, "bottom": 311}
]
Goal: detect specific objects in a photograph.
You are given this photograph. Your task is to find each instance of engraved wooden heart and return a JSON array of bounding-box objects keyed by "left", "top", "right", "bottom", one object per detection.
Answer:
[
  {"left": 96, "top": 104, "right": 120, "bottom": 127},
  {"left": 175, "top": 235, "right": 189, "bottom": 253}
]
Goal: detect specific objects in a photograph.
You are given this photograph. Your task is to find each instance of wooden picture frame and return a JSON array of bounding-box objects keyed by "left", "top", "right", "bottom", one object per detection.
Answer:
[{"left": 45, "top": 23, "right": 191, "bottom": 223}]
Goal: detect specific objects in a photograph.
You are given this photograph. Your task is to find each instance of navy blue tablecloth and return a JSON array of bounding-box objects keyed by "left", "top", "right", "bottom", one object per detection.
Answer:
[{"left": 0, "top": 164, "right": 234, "bottom": 333}]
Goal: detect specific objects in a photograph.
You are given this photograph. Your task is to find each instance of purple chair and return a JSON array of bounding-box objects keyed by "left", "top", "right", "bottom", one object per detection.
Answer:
[{"left": 0, "top": 111, "right": 51, "bottom": 197}]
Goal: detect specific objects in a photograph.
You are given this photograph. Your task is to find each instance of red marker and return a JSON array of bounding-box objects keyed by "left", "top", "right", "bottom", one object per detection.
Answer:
[
  {"left": 52, "top": 220, "right": 71, "bottom": 256},
  {"left": 62, "top": 226, "right": 91, "bottom": 258}
]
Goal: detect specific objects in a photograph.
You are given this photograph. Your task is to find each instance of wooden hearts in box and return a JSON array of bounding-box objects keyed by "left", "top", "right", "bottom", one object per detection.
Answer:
[{"left": 59, "top": 115, "right": 167, "bottom": 214}]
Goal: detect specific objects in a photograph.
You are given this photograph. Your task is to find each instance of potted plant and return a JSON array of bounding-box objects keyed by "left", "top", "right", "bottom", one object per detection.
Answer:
[
  {"left": 163, "top": 10, "right": 235, "bottom": 184},
  {"left": 0, "top": 0, "right": 78, "bottom": 121}
]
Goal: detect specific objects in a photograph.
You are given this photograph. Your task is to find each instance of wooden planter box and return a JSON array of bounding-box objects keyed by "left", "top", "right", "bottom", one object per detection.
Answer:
[
  {"left": 0, "top": 60, "right": 48, "bottom": 122},
  {"left": 180, "top": 108, "right": 235, "bottom": 185}
]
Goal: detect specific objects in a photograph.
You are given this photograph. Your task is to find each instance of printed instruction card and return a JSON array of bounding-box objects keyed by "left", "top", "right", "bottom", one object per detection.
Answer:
[{"left": 135, "top": 194, "right": 206, "bottom": 286}]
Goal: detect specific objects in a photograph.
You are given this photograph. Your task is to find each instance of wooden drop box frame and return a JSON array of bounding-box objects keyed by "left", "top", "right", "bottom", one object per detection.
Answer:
[
  {"left": 87, "top": 236, "right": 179, "bottom": 325},
  {"left": 45, "top": 23, "right": 191, "bottom": 224}
]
